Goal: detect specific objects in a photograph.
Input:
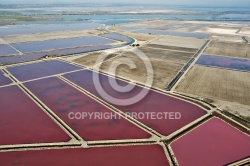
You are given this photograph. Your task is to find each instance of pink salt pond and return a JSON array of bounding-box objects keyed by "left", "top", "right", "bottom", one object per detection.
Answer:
[
  {"left": 63, "top": 70, "right": 207, "bottom": 136},
  {"left": 170, "top": 117, "right": 250, "bottom": 166},
  {"left": 24, "top": 77, "right": 151, "bottom": 141},
  {"left": 0, "top": 145, "right": 170, "bottom": 166},
  {"left": 0, "top": 86, "right": 71, "bottom": 145}
]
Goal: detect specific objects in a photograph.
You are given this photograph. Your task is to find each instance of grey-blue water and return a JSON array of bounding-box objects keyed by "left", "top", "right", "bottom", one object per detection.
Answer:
[
  {"left": 0, "top": 23, "right": 101, "bottom": 36},
  {"left": 12, "top": 36, "right": 114, "bottom": 53},
  {"left": 1, "top": 4, "right": 250, "bottom": 26}
]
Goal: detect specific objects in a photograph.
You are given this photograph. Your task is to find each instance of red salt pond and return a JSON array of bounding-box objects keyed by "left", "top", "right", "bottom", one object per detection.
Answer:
[
  {"left": 0, "top": 145, "right": 170, "bottom": 166},
  {"left": 7, "top": 60, "right": 81, "bottom": 82},
  {"left": 170, "top": 117, "right": 250, "bottom": 166},
  {"left": 0, "top": 70, "right": 12, "bottom": 86},
  {"left": 63, "top": 70, "right": 207, "bottom": 136},
  {"left": 24, "top": 77, "right": 151, "bottom": 141},
  {"left": 0, "top": 86, "right": 71, "bottom": 145}
]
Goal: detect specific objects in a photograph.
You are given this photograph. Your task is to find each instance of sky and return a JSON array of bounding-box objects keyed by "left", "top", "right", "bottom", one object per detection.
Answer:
[{"left": 1, "top": 0, "right": 250, "bottom": 7}]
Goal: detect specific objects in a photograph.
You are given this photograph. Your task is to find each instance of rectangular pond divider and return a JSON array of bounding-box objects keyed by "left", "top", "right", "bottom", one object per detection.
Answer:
[
  {"left": 63, "top": 69, "right": 207, "bottom": 137},
  {"left": 24, "top": 77, "right": 152, "bottom": 141},
  {"left": 166, "top": 40, "right": 210, "bottom": 91},
  {"left": 7, "top": 60, "right": 81, "bottom": 82}
]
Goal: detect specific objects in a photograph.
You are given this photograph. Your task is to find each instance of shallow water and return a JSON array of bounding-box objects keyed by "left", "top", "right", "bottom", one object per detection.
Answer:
[
  {"left": 24, "top": 77, "right": 151, "bottom": 141},
  {"left": 96, "top": 19, "right": 140, "bottom": 25},
  {"left": 135, "top": 29, "right": 209, "bottom": 38},
  {"left": 102, "top": 33, "right": 131, "bottom": 42},
  {"left": 197, "top": 54, "right": 250, "bottom": 71},
  {"left": 0, "top": 23, "right": 101, "bottom": 37},
  {"left": 0, "top": 85, "right": 71, "bottom": 145},
  {"left": 0, "top": 45, "right": 118, "bottom": 65},
  {"left": 12, "top": 36, "right": 114, "bottom": 53},
  {"left": 7, "top": 60, "right": 80, "bottom": 82},
  {"left": 63, "top": 70, "right": 207, "bottom": 136},
  {"left": 0, "top": 44, "right": 18, "bottom": 56},
  {"left": 0, "top": 70, "right": 12, "bottom": 86},
  {"left": 171, "top": 117, "right": 250, "bottom": 166},
  {"left": 0, "top": 145, "right": 170, "bottom": 166}
]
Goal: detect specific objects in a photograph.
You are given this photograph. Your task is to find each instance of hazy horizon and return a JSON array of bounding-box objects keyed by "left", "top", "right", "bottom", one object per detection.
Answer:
[{"left": 1, "top": 0, "right": 250, "bottom": 7}]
